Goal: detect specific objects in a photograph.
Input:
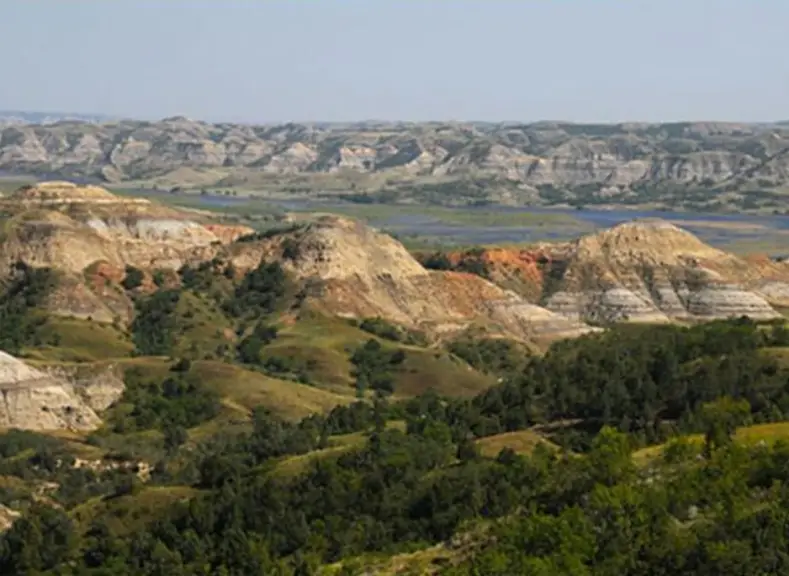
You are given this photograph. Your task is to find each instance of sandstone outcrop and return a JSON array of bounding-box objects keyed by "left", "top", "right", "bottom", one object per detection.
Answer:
[
  {"left": 0, "top": 351, "right": 103, "bottom": 431},
  {"left": 546, "top": 220, "right": 786, "bottom": 322},
  {"left": 0, "top": 504, "right": 20, "bottom": 533},
  {"left": 41, "top": 363, "right": 125, "bottom": 412}
]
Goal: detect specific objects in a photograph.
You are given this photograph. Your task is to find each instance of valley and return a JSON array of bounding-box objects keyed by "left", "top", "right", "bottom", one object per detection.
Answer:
[
  {"left": 1, "top": 180, "right": 789, "bottom": 573},
  {"left": 106, "top": 186, "right": 789, "bottom": 255}
]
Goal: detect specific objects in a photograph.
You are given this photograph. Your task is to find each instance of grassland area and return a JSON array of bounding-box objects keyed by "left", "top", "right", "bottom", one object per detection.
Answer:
[
  {"left": 474, "top": 429, "right": 559, "bottom": 458},
  {"left": 69, "top": 485, "right": 200, "bottom": 535},
  {"left": 633, "top": 421, "right": 789, "bottom": 465},
  {"left": 8, "top": 303, "right": 498, "bottom": 465}
]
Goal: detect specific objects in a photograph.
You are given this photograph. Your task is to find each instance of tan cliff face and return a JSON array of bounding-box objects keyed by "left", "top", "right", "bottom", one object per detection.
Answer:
[
  {"left": 0, "top": 182, "right": 251, "bottom": 275},
  {"left": 0, "top": 351, "right": 113, "bottom": 432},
  {"left": 439, "top": 220, "right": 789, "bottom": 324}
]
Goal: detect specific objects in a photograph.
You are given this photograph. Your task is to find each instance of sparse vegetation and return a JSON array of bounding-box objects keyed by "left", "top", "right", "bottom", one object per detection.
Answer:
[
  {"left": 224, "top": 261, "right": 289, "bottom": 319},
  {"left": 419, "top": 248, "right": 491, "bottom": 278}
]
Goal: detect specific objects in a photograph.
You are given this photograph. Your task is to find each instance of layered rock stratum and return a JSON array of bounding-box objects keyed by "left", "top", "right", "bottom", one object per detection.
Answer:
[
  {"left": 0, "top": 181, "right": 251, "bottom": 273},
  {"left": 0, "top": 181, "right": 253, "bottom": 322},
  {"left": 436, "top": 220, "right": 789, "bottom": 324},
  {"left": 0, "top": 181, "right": 596, "bottom": 345},
  {"left": 2, "top": 118, "right": 789, "bottom": 210},
  {"left": 263, "top": 215, "right": 597, "bottom": 343},
  {"left": 2, "top": 181, "right": 788, "bottom": 346}
]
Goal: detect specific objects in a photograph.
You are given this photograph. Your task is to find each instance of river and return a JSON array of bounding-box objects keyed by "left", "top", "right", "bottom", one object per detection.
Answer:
[{"left": 134, "top": 192, "right": 789, "bottom": 252}]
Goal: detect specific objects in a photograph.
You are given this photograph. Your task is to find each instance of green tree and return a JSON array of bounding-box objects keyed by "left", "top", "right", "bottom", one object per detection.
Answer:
[
  {"left": 122, "top": 265, "right": 145, "bottom": 290},
  {"left": 164, "top": 424, "right": 189, "bottom": 452},
  {"left": 701, "top": 397, "right": 751, "bottom": 455}
]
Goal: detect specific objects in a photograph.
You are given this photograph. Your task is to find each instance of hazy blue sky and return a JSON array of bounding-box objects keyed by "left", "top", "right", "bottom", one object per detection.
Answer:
[{"left": 1, "top": 1, "right": 786, "bottom": 123}]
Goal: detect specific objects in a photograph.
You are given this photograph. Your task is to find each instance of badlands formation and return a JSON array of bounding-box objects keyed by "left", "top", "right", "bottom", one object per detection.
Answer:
[
  {"left": 3, "top": 118, "right": 789, "bottom": 212},
  {"left": 267, "top": 214, "right": 595, "bottom": 342},
  {"left": 1, "top": 181, "right": 789, "bottom": 431},
  {"left": 542, "top": 220, "right": 786, "bottom": 323},
  {"left": 441, "top": 220, "right": 789, "bottom": 323},
  {"left": 0, "top": 182, "right": 595, "bottom": 344},
  {"left": 0, "top": 181, "right": 254, "bottom": 273},
  {"left": 0, "top": 181, "right": 787, "bottom": 336}
]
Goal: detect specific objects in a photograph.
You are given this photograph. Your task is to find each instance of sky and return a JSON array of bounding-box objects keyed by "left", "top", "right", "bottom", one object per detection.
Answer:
[{"left": 1, "top": 1, "right": 786, "bottom": 123}]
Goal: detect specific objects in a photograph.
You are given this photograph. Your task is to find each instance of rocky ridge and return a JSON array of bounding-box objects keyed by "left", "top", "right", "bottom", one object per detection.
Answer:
[
  {"left": 0, "top": 182, "right": 595, "bottom": 345},
  {"left": 436, "top": 220, "right": 789, "bottom": 324},
  {"left": 0, "top": 182, "right": 253, "bottom": 321},
  {"left": 268, "top": 215, "right": 596, "bottom": 343},
  {"left": 1, "top": 181, "right": 252, "bottom": 259},
  {"left": 3, "top": 181, "right": 788, "bottom": 344},
  {"left": 2, "top": 119, "right": 789, "bottom": 210}
]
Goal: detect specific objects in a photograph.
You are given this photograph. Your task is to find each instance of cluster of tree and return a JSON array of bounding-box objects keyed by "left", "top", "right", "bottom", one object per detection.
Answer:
[
  {"left": 223, "top": 261, "right": 289, "bottom": 319},
  {"left": 121, "top": 266, "right": 144, "bottom": 291},
  {"left": 447, "top": 431, "right": 789, "bottom": 575},
  {"left": 0, "top": 262, "right": 58, "bottom": 353},
  {"left": 447, "top": 335, "right": 532, "bottom": 377},
  {"left": 6, "top": 402, "right": 789, "bottom": 574},
  {"left": 178, "top": 259, "right": 232, "bottom": 294},
  {"left": 356, "top": 316, "right": 428, "bottom": 347},
  {"left": 448, "top": 318, "right": 789, "bottom": 449},
  {"left": 417, "top": 248, "right": 491, "bottom": 278},
  {"left": 130, "top": 290, "right": 181, "bottom": 355},
  {"left": 4, "top": 319, "right": 789, "bottom": 573},
  {"left": 106, "top": 365, "right": 221, "bottom": 435},
  {"left": 131, "top": 260, "right": 290, "bottom": 357},
  {"left": 350, "top": 338, "right": 406, "bottom": 396},
  {"left": 0, "top": 430, "right": 144, "bottom": 511},
  {"left": 236, "top": 322, "right": 278, "bottom": 365}
]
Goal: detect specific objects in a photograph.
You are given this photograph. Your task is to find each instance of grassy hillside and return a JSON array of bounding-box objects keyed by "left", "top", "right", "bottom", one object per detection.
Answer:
[
  {"left": 7, "top": 252, "right": 789, "bottom": 574},
  {"left": 25, "top": 317, "right": 134, "bottom": 362},
  {"left": 69, "top": 486, "right": 200, "bottom": 536},
  {"left": 633, "top": 421, "right": 789, "bottom": 465},
  {"left": 107, "top": 357, "right": 353, "bottom": 423},
  {"left": 474, "top": 429, "right": 559, "bottom": 458}
]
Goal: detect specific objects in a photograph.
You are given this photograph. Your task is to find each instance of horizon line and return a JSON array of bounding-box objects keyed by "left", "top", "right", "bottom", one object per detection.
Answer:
[{"left": 2, "top": 109, "right": 788, "bottom": 127}]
